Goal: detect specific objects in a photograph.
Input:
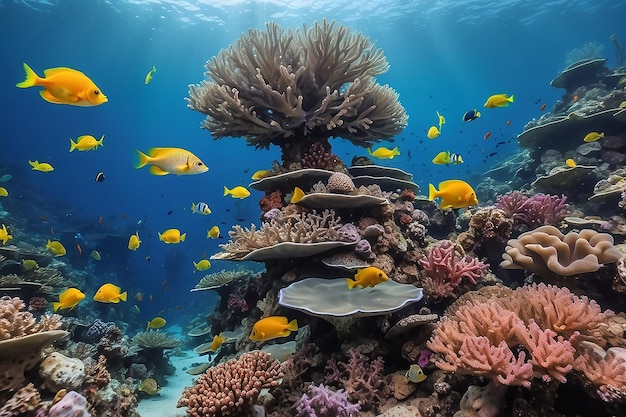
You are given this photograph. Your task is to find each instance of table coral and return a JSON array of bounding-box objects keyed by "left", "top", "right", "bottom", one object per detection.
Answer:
[{"left": 177, "top": 351, "right": 283, "bottom": 417}]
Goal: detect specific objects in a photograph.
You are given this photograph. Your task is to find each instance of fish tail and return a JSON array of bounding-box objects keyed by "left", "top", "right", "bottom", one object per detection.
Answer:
[
  {"left": 223, "top": 186, "right": 230, "bottom": 196},
  {"left": 29, "top": 160, "right": 38, "bottom": 169},
  {"left": 52, "top": 302, "right": 61, "bottom": 312},
  {"left": 146, "top": 322, "right": 150, "bottom": 330},
  {"left": 600, "top": 132, "right": 605, "bottom": 138},
  {"left": 508, "top": 95, "right": 514, "bottom": 103},
  {"left": 180, "top": 233, "right": 186, "bottom": 242},
  {"left": 135, "top": 150, "right": 150, "bottom": 169},
  {"left": 98, "top": 135, "right": 105, "bottom": 146},
  {"left": 428, "top": 183, "right": 438, "bottom": 201},
  {"left": 392, "top": 147, "right": 400, "bottom": 156},
  {"left": 16, "top": 63, "right": 40, "bottom": 88},
  {"left": 476, "top": 111, "right": 481, "bottom": 117},
  {"left": 69, "top": 138, "right": 77, "bottom": 152},
  {"left": 346, "top": 278, "right": 356, "bottom": 290},
  {"left": 119, "top": 291, "right": 128, "bottom": 302},
  {"left": 287, "top": 319, "right": 298, "bottom": 332},
  {"left": 367, "top": 147, "right": 372, "bottom": 155},
  {"left": 158, "top": 232, "right": 163, "bottom": 241}
]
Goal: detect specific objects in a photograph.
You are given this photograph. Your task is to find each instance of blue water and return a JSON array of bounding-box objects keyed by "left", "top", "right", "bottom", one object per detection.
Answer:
[{"left": 0, "top": 0, "right": 625, "bottom": 326}]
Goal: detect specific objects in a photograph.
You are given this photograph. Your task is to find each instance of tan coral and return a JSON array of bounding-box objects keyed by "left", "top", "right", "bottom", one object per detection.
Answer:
[
  {"left": 39, "top": 352, "right": 86, "bottom": 391},
  {"left": 500, "top": 225, "right": 622, "bottom": 277},
  {"left": 326, "top": 172, "right": 355, "bottom": 194}
]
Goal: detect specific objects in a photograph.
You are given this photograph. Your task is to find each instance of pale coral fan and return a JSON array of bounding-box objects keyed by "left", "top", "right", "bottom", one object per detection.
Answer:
[
  {"left": 187, "top": 20, "right": 407, "bottom": 164},
  {"left": 500, "top": 225, "right": 622, "bottom": 277},
  {"left": 0, "top": 296, "right": 61, "bottom": 340},
  {"left": 131, "top": 331, "right": 181, "bottom": 349},
  {"left": 194, "top": 267, "right": 255, "bottom": 290},
  {"left": 177, "top": 351, "right": 283, "bottom": 417}
]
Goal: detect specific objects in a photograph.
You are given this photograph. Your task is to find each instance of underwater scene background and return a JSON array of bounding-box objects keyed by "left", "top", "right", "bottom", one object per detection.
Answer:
[{"left": 2, "top": 0, "right": 626, "bottom": 416}]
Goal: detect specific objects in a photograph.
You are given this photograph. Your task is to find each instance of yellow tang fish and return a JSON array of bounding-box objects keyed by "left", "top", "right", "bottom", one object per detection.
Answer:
[
  {"left": 16, "top": 63, "right": 108, "bottom": 107},
  {"left": 29, "top": 160, "right": 54, "bottom": 172},
  {"left": 484, "top": 93, "right": 514, "bottom": 108},
  {"left": 346, "top": 266, "right": 390, "bottom": 290},
  {"left": 251, "top": 169, "right": 273, "bottom": 180},
  {"left": 93, "top": 283, "right": 127, "bottom": 303},
  {"left": 432, "top": 151, "right": 463, "bottom": 166},
  {"left": 583, "top": 131, "right": 604, "bottom": 143},
  {"left": 69, "top": 135, "right": 104, "bottom": 152},
  {"left": 428, "top": 179, "right": 478, "bottom": 209},
  {"left": 223, "top": 185, "right": 250, "bottom": 199},
  {"left": 46, "top": 240, "right": 66, "bottom": 256},
  {"left": 565, "top": 158, "right": 577, "bottom": 168},
  {"left": 22, "top": 259, "right": 39, "bottom": 270},
  {"left": 193, "top": 259, "right": 211, "bottom": 271},
  {"left": 137, "top": 378, "right": 160, "bottom": 395},
  {"left": 0, "top": 224, "right": 13, "bottom": 245},
  {"left": 209, "top": 333, "right": 226, "bottom": 351},
  {"left": 52, "top": 288, "right": 86, "bottom": 312},
  {"left": 427, "top": 126, "right": 440, "bottom": 139},
  {"left": 0, "top": 187, "right": 8, "bottom": 197},
  {"left": 91, "top": 250, "right": 101, "bottom": 261},
  {"left": 290, "top": 187, "right": 305, "bottom": 204},
  {"left": 207, "top": 225, "right": 222, "bottom": 239},
  {"left": 436, "top": 111, "right": 446, "bottom": 130},
  {"left": 147, "top": 317, "right": 166, "bottom": 330},
  {"left": 145, "top": 65, "right": 157, "bottom": 85},
  {"left": 367, "top": 146, "right": 400, "bottom": 159},
  {"left": 159, "top": 228, "right": 186, "bottom": 244},
  {"left": 128, "top": 232, "right": 141, "bottom": 251},
  {"left": 250, "top": 316, "right": 298, "bottom": 342},
  {"left": 136, "top": 148, "right": 208, "bottom": 176},
  {"left": 405, "top": 364, "right": 427, "bottom": 383}
]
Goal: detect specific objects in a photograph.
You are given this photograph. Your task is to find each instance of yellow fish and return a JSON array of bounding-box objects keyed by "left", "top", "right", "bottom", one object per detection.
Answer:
[
  {"left": 22, "top": 259, "right": 39, "bottom": 270},
  {"left": 290, "top": 187, "right": 305, "bottom": 204},
  {"left": 0, "top": 224, "right": 13, "bottom": 245},
  {"left": 46, "top": 240, "right": 66, "bottom": 256},
  {"left": 144, "top": 65, "right": 157, "bottom": 85},
  {"left": 193, "top": 259, "right": 211, "bottom": 271},
  {"left": 191, "top": 202, "right": 211, "bottom": 215},
  {"left": 91, "top": 250, "right": 101, "bottom": 261},
  {"left": 249, "top": 316, "right": 298, "bottom": 342},
  {"left": 29, "top": 160, "right": 54, "bottom": 172},
  {"left": 583, "top": 131, "right": 604, "bottom": 143},
  {"left": 147, "top": 317, "right": 166, "bottom": 330},
  {"left": 16, "top": 63, "right": 108, "bottom": 107},
  {"left": 209, "top": 333, "right": 226, "bottom": 351},
  {"left": 484, "top": 94, "right": 514, "bottom": 108},
  {"left": 427, "top": 126, "right": 440, "bottom": 139},
  {"left": 251, "top": 169, "right": 273, "bottom": 180},
  {"left": 128, "top": 232, "right": 141, "bottom": 251},
  {"left": 159, "top": 228, "right": 186, "bottom": 244},
  {"left": 367, "top": 146, "right": 400, "bottom": 159},
  {"left": 93, "top": 283, "right": 127, "bottom": 303},
  {"left": 405, "top": 364, "right": 427, "bottom": 383},
  {"left": 565, "top": 158, "right": 577, "bottom": 168},
  {"left": 69, "top": 135, "right": 104, "bottom": 152},
  {"left": 136, "top": 148, "right": 208, "bottom": 176},
  {"left": 52, "top": 288, "right": 86, "bottom": 312},
  {"left": 207, "top": 225, "right": 222, "bottom": 239},
  {"left": 346, "top": 266, "right": 390, "bottom": 289},
  {"left": 436, "top": 111, "right": 446, "bottom": 130},
  {"left": 137, "top": 378, "right": 160, "bottom": 395},
  {"left": 432, "top": 151, "right": 463, "bottom": 166},
  {"left": 428, "top": 179, "right": 478, "bottom": 209},
  {"left": 223, "top": 185, "right": 250, "bottom": 199},
  {"left": 0, "top": 187, "right": 8, "bottom": 197}
]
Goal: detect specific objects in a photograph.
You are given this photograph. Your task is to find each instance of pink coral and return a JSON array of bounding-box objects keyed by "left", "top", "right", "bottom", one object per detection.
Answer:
[
  {"left": 495, "top": 191, "right": 571, "bottom": 227},
  {"left": 419, "top": 240, "right": 488, "bottom": 298}
]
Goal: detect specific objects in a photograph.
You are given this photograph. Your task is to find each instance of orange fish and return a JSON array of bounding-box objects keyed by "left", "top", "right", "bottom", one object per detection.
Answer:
[
  {"left": 76, "top": 244, "right": 82, "bottom": 256},
  {"left": 506, "top": 120, "right": 511, "bottom": 126},
  {"left": 136, "top": 292, "right": 144, "bottom": 302},
  {"left": 484, "top": 131, "right": 491, "bottom": 140},
  {"left": 540, "top": 103, "right": 547, "bottom": 111},
  {"left": 573, "top": 94, "right": 579, "bottom": 102}
]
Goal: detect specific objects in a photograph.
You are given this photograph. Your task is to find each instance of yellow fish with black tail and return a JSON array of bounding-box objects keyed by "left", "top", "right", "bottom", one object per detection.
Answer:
[
  {"left": 207, "top": 225, "right": 222, "bottom": 239},
  {"left": 484, "top": 93, "right": 514, "bottom": 108},
  {"left": 70, "top": 135, "right": 104, "bottom": 152},
  {"left": 249, "top": 316, "right": 298, "bottom": 342},
  {"left": 159, "top": 228, "right": 186, "bottom": 244},
  {"left": 147, "top": 317, "right": 166, "bottom": 330},
  {"left": 428, "top": 179, "right": 478, "bottom": 209},
  {"left": 346, "top": 266, "right": 390, "bottom": 289},
  {"left": 145, "top": 65, "right": 157, "bottom": 85},
  {"left": 432, "top": 151, "right": 463, "bottom": 166},
  {"left": 367, "top": 146, "right": 400, "bottom": 159},
  {"left": 16, "top": 63, "right": 108, "bottom": 107},
  {"left": 0, "top": 224, "right": 13, "bottom": 245},
  {"left": 52, "top": 288, "right": 85, "bottom": 312},
  {"left": 209, "top": 333, "right": 226, "bottom": 351},
  {"left": 46, "top": 240, "right": 66, "bottom": 256},
  {"left": 93, "top": 283, "right": 127, "bottom": 303},
  {"left": 29, "top": 160, "right": 54, "bottom": 172},
  {"left": 223, "top": 185, "right": 250, "bottom": 199},
  {"left": 128, "top": 232, "right": 141, "bottom": 251},
  {"left": 136, "top": 148, "right": 208, "bottom": 176}
]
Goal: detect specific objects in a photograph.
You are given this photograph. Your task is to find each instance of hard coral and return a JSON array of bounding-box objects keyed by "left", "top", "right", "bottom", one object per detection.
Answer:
[
  {"left": 495, "top": 191, "right": 571, "bottom": 227},
  {"left": 259, "top": 190, "right": 283, "bottom": 213},
  {"left": 177, "top": 351, "right": 283, "bottom": 417},
  {"left": 302, "top": 142, "right": 345, "bottom": 171},
  {"left": 293, "top": 384, "right": 360, "bottom": 417},
  {"left": 0, "top": 296, "right": 61, "bottom": 340}
]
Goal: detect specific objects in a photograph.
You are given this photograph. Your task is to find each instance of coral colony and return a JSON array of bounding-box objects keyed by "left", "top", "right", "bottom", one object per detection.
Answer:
[{"left": 2, "top": 21, "right": 626, "bottom": 417}]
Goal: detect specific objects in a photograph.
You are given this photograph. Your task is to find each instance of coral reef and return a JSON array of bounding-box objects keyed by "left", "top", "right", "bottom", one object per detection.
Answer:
[
  {"left": 132, "top": 331, "right": 181, "bottom": 349},
  {"left": 292, "top": 384, "right": 360, "bottom": 417}
]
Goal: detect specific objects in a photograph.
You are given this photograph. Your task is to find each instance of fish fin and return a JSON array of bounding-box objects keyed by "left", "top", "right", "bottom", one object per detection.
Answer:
[
  {"left": 180, "top": 233, "right": 186, "bottom": 242},
  {"left": 346, "top": 278, "right": 356, "bottom": 290},
  {"left": 39, "top": 90, "right": 66, "bottom": 104},
  {"left": 428, "top": 183, "right": 438, "bottom": 201},
  {"left": 149, "top": 166, "right": 169, "bottom": 176},
  {"left": 507, "top": 95, "right": 514, "bottom": 103},
  {"left": 98, "top": 135, "right": 105, "bottom": 146},
  {"left": 287, "top": 319, "right": 298, "bottom": 332},
  {"left": 147, "top": 322, "right": 150, "bottom": 330},
  {"left": 69, "top": 138, "right": 76, "bottom": 152},
  {"left": 29, "top": 160, "right": 38, "bottom": 168},
  {"left": 367, "top": 148, "right": 373, "bottom": 155},
  {"left": 135, "top": 150, "right": 150, "bottom": 168},
  {"left": 223, "top": 186, "right": 230, "bottom": 196},
  {"left": 392, "top": 147, "right": 400, "bottom": 156},
  {"left": 119, "top": 291, "right": 128, "bottom": 302},
  {"left": 16, "top": 63, "right": 40, "bottom": 88},
  {"left": 158, "top": 232, "right": 163, "bottom": 241},
  {"left": 52, "top": 302, "right": 61, "bottom": 312},
  {"left": 476, "top": 111, "right": 481, "bottom": 117}
]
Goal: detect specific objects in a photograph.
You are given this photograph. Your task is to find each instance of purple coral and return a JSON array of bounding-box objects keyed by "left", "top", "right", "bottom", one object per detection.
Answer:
[
  {"left": 354, "top": 239, "right": 372, "bottom": 259},
  {"left": 84, "top": 319, "right": 115, "bottom": 342},
  {"left": 495, "top": 191, "right": 571, "bottom": 227},
  {"left": 47, "top": 391, "right": 90, "bottom": 417},
  {"left": 293, "top": 384, "right": 360, "bottom": 417}
]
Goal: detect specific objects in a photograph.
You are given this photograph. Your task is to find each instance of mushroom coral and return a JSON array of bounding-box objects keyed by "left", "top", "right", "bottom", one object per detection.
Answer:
[{"left": 187, "top": 19, "right": 408, "bottom": 166}]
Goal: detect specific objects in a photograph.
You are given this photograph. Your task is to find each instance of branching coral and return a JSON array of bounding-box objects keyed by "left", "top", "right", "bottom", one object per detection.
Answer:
[
  {"left": 293, "top": 384, "right": 360, "bottom": 417},
  {"left": 132, "top": 331, "right": 181, "bottom": 349},
  {"left": 187, "top": 20, "right": 407, "bottom": 166},
  {"left": 0, "top": 296, "right": 62, "bottom": 340},
  {"left": 177, "top": 351, "right": 283, "bottom": 417},
  {"left": 495, "top": 192, "right": 571, "bottom": 228}
]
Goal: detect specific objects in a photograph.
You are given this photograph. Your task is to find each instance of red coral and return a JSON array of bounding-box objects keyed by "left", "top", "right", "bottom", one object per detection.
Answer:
[
  {"left": 398, "top": 213, "right": 413, "bottom": 225},
  {"left": 260, "top": 190, "right": 283, "bottom": 213},
  {"left": 399, "top": 188, "right": 415, "bottom": 201},
  {"left": 301, "top": 142, "right": 344, "bottom": 170}
]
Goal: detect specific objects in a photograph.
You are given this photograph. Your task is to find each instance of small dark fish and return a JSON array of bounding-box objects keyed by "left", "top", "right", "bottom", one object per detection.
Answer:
[
  {"left": 535, "top": 98, "right": 541, "bottom": 104},
  {"left": 226, "top": 209, "right": 231, "bottom": 212},
  {"left": 220, "top": 221, "right": 227, "bottom": 225},
  {"left": 495, "top": 141, "right": 506, "bottom": 147},
  {"left": 145, "top": 256, "right": 151, "bottom": 262},
  {"left": 489, "top": 152, "right": 498, "bottom": 157},
  {"left": 237, "top": 218, "right": 246, "bottom": 222},
  {"left": 484, "top": 132, "right": 492, "bottom": 140},
  {"left": 166, "top": 210, "right": 173, "bottom": 215},
  {"left": 540, "top": 103, "right": 547, "bottom": 111},
  {"left": 95, "top": 172, "right": 105, "bottom": 182}
]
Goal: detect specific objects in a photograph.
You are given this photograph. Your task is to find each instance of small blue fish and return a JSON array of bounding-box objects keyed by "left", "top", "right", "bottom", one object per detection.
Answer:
[{"left": 462, "top": 109, "right": 481, "bottom": 122}]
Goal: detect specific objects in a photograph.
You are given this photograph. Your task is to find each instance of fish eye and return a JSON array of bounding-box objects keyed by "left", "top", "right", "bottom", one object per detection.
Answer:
[
  {"left": 197, "top": 162, "right": 204, "bottom": 166},
  {"left": 94, "top": 90, "right": 100, "bottom": 95}
]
